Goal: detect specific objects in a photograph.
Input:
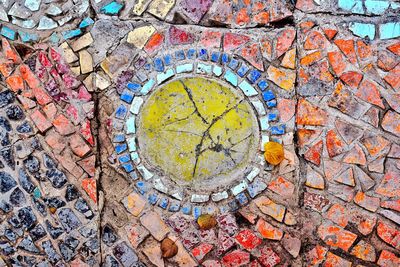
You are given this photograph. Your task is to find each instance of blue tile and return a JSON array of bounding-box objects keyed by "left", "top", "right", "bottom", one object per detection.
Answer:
[
  {"left": 118, "top": 154, "right": 131, "bottom": 163},
  {"left": 235, "top": 192, "right": 249, "bottom": 206},
  {"left": 193, "top": 206, "right": 202, "bottom": 219},
  {"left": 127, "top": 82, "right": 141, "bottom": 92},
  {"left": 115, "top": 143, "right": 127, "bottom": 154},
  {"left": 169, "top": 201, "right": 180, "bottom": 212},
  {"left": 228, "top": 200, "right": 239, "bottom": 212},
  {"left": 198, "top": 49, "right": 208, "bottom": 60},
  {"left": 154, "top": 58, "right": 165, "bottom": 72},
  {"left": 247, "top": 70, "right": 261, "bottom": 84},
  {"left": 181, "top": 204, "right": 191, "bottom": 215},
  {"left": 228, "top": 58, "right": 239, "bottom": 70},
  {"left": 120, "top": 90, "right": 134, "bottom": 103},
  {"left": 79, "top": 17, "right": 94, "bottom": 28},
  {"left": 237, "top": 64, "right": 250, "bottom": 77},
  {"left": 129, "top": 172, "right": 138, "bottom": 181},
  {"left": 187, "top": 49, "right": 196, "bottom": 59},
  {"left": 62, "top": 29, "right": 82, "bottom": 40},
  {"left": 175, "top": 50, "right": 185, "bottom": 60},
  {"left": 143, "top": 63, "right": 152, "bottom": 71},
  {"left": 115, "top": 105, "right": 128, "bottom": 119},
  {"left": 270, "top": 125, "right": 286, "bottom": 135},
  {"left": 158, "top": 198, "right": 169, "bottom": 209},
  {"left": 113, "top": 134, "right": 125, "bottom": 143},
  {"left": 0, "top": 27, "right": 16, "bottom": 40},
  {"left": 247, "top": 180, "right": 267, "bottom": 198},
  {"left": 122, "top": 163, "right": 134, "bottom": 173},
  {"left": 221, "top": 53, "right": 229, "bottom": 64},
  {"left": 100, "top": 1, "right": 124, "bottom": 15},
  {"left": 262, "top": 90, "right": 275, "bottom": 101},
  {"left": 266, "top": 100, "right": 277, "bottom": 108},
  {"left": 147, "top": 193, "right": 158, "bottom": 205},
  {"left": 258, "top": 80, "right": 269, "bottom": 91},
  {"left": 164, "top": 54, "right": 173, "bottom": 66},
  {"left": 268, "top": 113, "right": 278, "bottom": 122},
  {"left": 211, "top": 52, "right": 220, "bottom": 63},
  {"left": 136, "top": 181, "right": 151, "bottom": 195}
]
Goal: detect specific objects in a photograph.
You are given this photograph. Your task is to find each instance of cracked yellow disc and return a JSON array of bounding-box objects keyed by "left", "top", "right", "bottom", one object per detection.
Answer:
[{"left": 137, "top": 77, "right": 259, "bottom": 183}]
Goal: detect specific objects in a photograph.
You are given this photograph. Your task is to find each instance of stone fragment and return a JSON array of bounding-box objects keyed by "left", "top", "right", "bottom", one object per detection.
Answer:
[
  {"left": 377, "top": 250, "right": 400, "bottom": 266},
  {"left": 71, "top": 33, "right": 93, "bottom": 51},
  {"left": 326, "top": 129, "right": 346, "bottom": 158},
  {"left": 140, "top": 211, "right": 169, "bottom": 241},
  {"left": 376, "top": 172, "right": 400, "bottom": 197},
  {"left": 304, "top": 140, "right": 323, "bottom": 166},
  {"left": 267, "top": 176, "right": 295, "bottom": 197},
  {"left": 37, "top": 16, "right": 57, "bottom": 30},
  {"left": 254, "top": 196, "right": 285, "bottom": 222},
  {"left": 377, "top": 221, "right": 400, "bottom": 249},
  {"left": 113, "top": 242, "right": 139, "bottom": 266},
  {"left": 324, "top": 252, "right": 352, "bottom": 267},
  {"left": 122, "top": 192, "right": 146, "bottom": 216},
  {"left": 147, "top": 0, "right": 175, "bottom": 19},
  {"left": 79, "top": 50, "right": 93, "bottom": 74},
  {"left": 306, "top": 165, "right": 325, "bottom": 189},
  {"left": 256, "top": 218, "right": 283, "bottom": 240},
  {"left": 317, "top": 223, "right": 357, "bottom": 251},
  {"left": 354, "top": 192, "right": 380, "bottom": 212},
  {"left": 382, "top": 111, "right": 400, "bottom": 137},
  {"left": 257, "top": 246, "right": 281, "bottom": 267},
  {"left": 191, "top": 243, "right": 213, "bottom": 262},
  {"left": 275, "top": 28, "right": 296, "bottom": 58},
  {"left": 126, "top": 222, "right": 149, "bottom": 248},
  {"left": 306, "top": 245, "right": 328, "bottom": 266},
  {"left": 325, "top": 203, "right": 348, "bottom": 227},
  {"left": 52, "top": 114, "right": 75, "bottom": 135},
  {"left": 267, "top": 65, "right": 295, "bottom": 90},
  {"left": 296, "top": 99, "right": 327, "bottom": 126},
  {"left": 127, "top": 25, "right": 156, "bottom": 49},
  {"left": 282, "top": 234, "right": 301, "bottom": 258}
]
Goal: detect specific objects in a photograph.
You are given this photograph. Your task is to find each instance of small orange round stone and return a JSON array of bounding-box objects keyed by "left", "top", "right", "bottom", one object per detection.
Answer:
[{"left": 264, "top": 141, "right": 285, "bottom": 165}]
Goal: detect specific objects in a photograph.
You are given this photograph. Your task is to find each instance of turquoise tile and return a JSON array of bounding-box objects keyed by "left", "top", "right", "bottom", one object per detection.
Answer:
[
  {"left": 157, "top": 69, "right": 174, "bottom": 84},
  {"left": 126, "top": 116, "right": 136, "bottom": 134},
  {"left": 365, "top": 0, "right": 389, "bottom": 15},
  {"left": 62, "top": 29, "right": 82, "bottom": 40},
  {"left": 176, "top": 63, "right": 193, "bottom": 73},
  {"left": 18, "top": 31, "right": 38, "bottom": 43},
  {"left": 100, "top": 1, "right": 124, "bottom": 15},
  {"left": 349, "top": 22, "right": 376, "bottom": 39},
  {"left": 196, "top": 63, "right": 212, "bottom": 74},
  {"left": 79, "top": 17, "right": 94, "bottom": 28},
  {"left": 338, "top": 0, "right": 364, "bottom": 14},
  {"left": 224, "top": 70, "right": 238, "bottom": 86},
  {"left": 213, "top": 65, "right": 223, "bottom": 77},
  {"left": 379, "top": 22, "right": 400, "bottom": 39},
  {"left": 0, "top": 26, "right": 16, "bottom": 40},
  {"left": 239, "top": 80, "right": 258, "bottom": 97},
  {"left": 140, "top": 79, "right": 155, "bottom": 95}
]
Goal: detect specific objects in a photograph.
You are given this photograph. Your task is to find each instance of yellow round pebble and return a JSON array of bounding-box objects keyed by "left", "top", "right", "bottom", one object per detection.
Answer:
[{"left": 264, "top": 141, "right": 285, "bottom": 165}]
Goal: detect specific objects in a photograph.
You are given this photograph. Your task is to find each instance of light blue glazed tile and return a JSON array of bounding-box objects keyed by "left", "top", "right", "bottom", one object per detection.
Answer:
[
  {"left": 196, "top": 63, "right": 212, "bottom": 74},
  {"left": 365, "top": 0, "right": 389, "bottom": 15},
  {"left": 338, "top": 0, "right": 364, "bottom": 14},
  {"left": 224, "top": 70, "right": 238, "bottom": 86},
  {"left": 379, "top": 22, "right": 400, "bottom": 39},
  {"left": 130, "top": 152, "right": 140, "bottom": 164},
  {"left": 127, "top": 138, "right": 136, "bottom": 152},
  {"left": 349, "top": 22, "right": 376, "bottom": 39},
  {"left": 140, "top": 79, "right": 155, "bottom": 95},
  {"left": 157, "top": 69, "right": 174, "bottom": 84},
  {"left": 126, "top": 116, "right": 136, "bottom": 134},
  {"left": 259, "top": 116, "right": 269, "bottom": 131},
  {"left": 239, "top": 80, "right": 258, "bottom": 96},
  {"left": 176, "top": 63, "right": 193, "bottom": 73},
  {"left": 213, "top": 65, "right": 223, "bottom": 76}
]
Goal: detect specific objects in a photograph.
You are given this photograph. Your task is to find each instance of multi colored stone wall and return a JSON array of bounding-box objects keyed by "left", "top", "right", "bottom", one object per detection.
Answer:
[{"left": 0, "top": 0, "right": 399, "bottom": 266}]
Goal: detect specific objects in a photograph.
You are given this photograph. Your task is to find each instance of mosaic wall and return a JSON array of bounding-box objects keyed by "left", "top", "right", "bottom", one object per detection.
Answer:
[{"left": 0, "top": 0, "right": 399, "bottom": 266}]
